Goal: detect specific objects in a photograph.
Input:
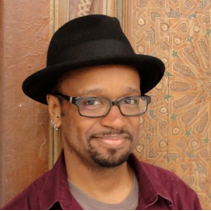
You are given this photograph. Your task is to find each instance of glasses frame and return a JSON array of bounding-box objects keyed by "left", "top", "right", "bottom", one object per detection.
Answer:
[{"left": 55, "top": 93, "right": 151, "bottom": 118}]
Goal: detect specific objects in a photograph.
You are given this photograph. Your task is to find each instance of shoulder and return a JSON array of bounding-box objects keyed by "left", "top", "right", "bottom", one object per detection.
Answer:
[
  {"left": 132, "top": 156, "right": 202, "bottom": 209},
  {"left": 2, "top": 170, "right": 50, "bottom": 210},
  {"left": 130, "top": 154, "right": 184, "bottom": 185},
  {"left": 140, "top": 160, "right": 181, "bottom": 183},
  {"left": 139, "top": 160, "right": 190, "bottom": 192}
]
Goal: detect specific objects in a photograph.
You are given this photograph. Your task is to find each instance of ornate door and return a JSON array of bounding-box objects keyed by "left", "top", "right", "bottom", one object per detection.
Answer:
[{"left": 1, "top": 0, "right": 210, "bottom": 209}]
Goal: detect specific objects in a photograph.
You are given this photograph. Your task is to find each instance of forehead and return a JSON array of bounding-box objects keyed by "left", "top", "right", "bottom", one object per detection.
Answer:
[{"left": 59, "top": 65, "right": 141, "bottom": 95}]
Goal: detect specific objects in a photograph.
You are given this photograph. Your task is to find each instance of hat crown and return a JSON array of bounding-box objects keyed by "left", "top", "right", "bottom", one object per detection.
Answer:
[
  {"left": 47, "top": 15, "right": 133, "bottom": 66},
  {"left": 22, "top": 14, "right": 165, "bottom": 104}
]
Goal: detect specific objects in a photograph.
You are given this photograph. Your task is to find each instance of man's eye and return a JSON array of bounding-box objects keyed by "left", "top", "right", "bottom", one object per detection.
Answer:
[
  {"left": 123, "top": 98, "right": 136, "bottom": 104},
  {"left": 84, "top": 100, "right": 101, "bottom": 106}
]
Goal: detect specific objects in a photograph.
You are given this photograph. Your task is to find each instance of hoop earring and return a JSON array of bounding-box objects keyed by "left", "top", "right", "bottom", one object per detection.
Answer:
[{"left": 51, "top": 119, "right": 59, "bottom": 131}]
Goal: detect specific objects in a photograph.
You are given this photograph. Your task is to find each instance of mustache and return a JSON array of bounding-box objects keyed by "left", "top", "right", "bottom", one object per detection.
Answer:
[{"left": 88, "top": 129, "right": 133, "bottom": 142}]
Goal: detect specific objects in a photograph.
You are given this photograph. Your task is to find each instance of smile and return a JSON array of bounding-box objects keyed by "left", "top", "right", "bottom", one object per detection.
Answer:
[{"left": 93, "top": 135, "right": 129, "bottom": 147}]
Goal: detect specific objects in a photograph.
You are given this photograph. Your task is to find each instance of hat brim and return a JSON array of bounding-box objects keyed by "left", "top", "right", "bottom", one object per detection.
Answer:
[{"left": 22, "top": 54, "right": 165, "bottom": 104}]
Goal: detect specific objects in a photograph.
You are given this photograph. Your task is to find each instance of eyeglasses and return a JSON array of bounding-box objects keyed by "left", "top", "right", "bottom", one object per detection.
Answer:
[{"left": 55, "top": 93, "right": 151, "bottom": 118}]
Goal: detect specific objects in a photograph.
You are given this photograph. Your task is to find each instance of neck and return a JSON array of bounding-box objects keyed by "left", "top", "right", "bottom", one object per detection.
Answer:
[{"left": 63, "top": 148, "right": 134, "bottom": 204}]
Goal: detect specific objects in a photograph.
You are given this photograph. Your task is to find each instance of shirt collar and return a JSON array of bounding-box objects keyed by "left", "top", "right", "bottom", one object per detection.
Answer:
[
  {"left": 39, "top": 152, "right": 82, "bottom": 210},
  {"left": 128, "top": 154, "right": 173, "bottom": 209},
  {"left": 39, "top": 151, "right": 173, "bottom": 209}
]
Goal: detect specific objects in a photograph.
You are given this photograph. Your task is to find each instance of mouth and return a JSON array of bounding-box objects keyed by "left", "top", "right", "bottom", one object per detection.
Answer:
[{"left": 92, "top": 134, "right": 130, "bottom": 147}]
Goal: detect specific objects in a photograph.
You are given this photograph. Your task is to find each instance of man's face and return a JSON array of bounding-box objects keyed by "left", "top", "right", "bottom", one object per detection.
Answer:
[{"left": 58, "top": 65, "right": 141, "bottom": 169}]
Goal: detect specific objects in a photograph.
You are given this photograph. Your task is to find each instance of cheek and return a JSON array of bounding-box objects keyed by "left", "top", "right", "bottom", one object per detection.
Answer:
[
  {"left": 130, "top": 117, "right": 141, "bottom": 140},
  {"left": 61, "top": 108, "right": 99, "bottom": 144}
]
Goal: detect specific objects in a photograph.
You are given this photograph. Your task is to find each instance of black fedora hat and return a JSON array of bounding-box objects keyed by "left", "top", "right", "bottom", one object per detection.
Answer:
[{"left": 22, "top": 14, "right": 165, "bottom": 104}]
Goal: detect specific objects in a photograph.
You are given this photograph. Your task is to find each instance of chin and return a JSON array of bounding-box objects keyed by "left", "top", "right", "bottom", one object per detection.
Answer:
[{"left": 89, "top": 148, "right": 131, "bottom": 168}]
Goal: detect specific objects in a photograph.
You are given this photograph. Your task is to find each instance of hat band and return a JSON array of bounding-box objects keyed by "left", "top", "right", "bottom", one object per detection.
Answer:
[{"left": 48, "top": 39, "right": 135, "bottom": 66}]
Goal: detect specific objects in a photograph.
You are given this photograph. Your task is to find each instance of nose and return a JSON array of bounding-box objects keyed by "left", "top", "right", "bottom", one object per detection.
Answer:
[{"left": 100, "top": 105, "right": 126, "bottom": 129}]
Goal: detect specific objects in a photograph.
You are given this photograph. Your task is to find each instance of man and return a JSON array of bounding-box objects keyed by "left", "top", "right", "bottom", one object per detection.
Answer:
[{"left": 2, "top": 15, "right": 202, "bottom": 210}]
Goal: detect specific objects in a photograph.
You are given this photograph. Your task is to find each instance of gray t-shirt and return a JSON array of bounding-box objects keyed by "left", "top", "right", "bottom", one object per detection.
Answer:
[{"left": 68, "top": 176, "right": 138, "bottom": 210}]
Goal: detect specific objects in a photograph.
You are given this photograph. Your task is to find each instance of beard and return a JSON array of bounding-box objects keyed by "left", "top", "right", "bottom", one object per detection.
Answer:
[
  {"left": 87, "top": 129, "right": 134, "bottom": 168},
  {"left": 88, "top": 147, "right": 131, "bottom": 168}
]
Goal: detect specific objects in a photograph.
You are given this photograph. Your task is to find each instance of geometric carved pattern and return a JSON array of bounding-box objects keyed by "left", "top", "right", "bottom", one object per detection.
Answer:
[{"left": 124, "top": 0, "right": 211, "bottom": 209}]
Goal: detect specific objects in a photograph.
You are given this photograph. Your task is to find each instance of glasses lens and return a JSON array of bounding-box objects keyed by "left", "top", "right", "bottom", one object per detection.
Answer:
[
  {"left": 78, "top": 97, "right": 110, "bottom": 117},
  {"left": 120, "top": 96, "right": 147, "bottom": 116}
]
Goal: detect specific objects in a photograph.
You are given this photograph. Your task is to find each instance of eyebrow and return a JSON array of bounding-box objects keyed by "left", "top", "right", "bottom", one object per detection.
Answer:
[
  {"left": 79, "top": 87, "right": 141, "bottom": 96},
  {"left": 125, "top": 87, "right": 141, "bottom": 94},
  {"left": 81, "top": 88, "right": 105, "bottom": 95}
]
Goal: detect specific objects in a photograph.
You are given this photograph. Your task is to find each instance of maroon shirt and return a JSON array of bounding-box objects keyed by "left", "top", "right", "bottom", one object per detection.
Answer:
[{"left": 2, "top": 152, "right": 202, "bottom": 210}]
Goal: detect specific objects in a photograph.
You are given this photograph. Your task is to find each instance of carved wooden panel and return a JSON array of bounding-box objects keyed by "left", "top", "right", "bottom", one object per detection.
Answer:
[
  {"left": 124, "top": 0, "right": 211, "bottom": 209},
  {"left": 50, "top": 0, "right": 117, "bottom": 31}
]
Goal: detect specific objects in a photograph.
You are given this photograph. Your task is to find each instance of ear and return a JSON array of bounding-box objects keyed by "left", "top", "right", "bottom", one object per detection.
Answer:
[{"left": 47, "top": 94, "right": 62, "bottom": 128}]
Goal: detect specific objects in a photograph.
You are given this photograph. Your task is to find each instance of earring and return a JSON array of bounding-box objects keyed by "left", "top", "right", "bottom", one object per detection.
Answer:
[
  {"left": 55, "top": 113, "right": 59, "bottom": 118},
  {"left": 51, "top": 119, "right": 59, "bottom": 131}
]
